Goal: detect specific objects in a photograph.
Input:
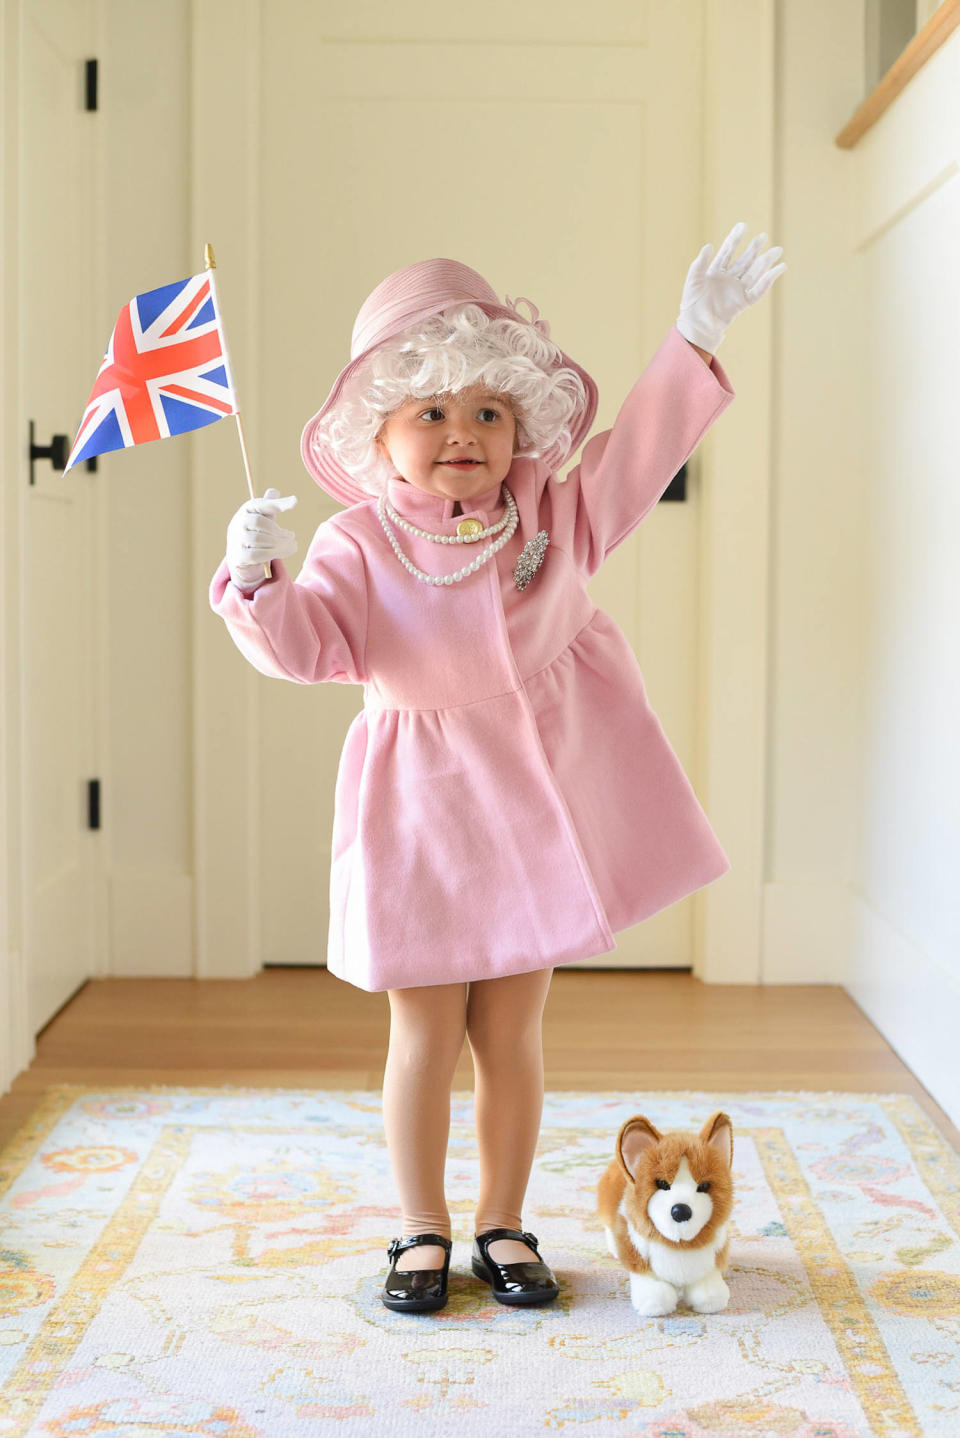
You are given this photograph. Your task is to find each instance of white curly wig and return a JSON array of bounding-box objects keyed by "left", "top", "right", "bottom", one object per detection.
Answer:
[{"left": 309, "top": 302, "right": 588, "bottom": 498}]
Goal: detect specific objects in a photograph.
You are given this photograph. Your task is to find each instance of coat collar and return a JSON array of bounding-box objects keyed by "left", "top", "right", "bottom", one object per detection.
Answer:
[{"left": 384, "top": 473, "right": 508, "bottom": 526}]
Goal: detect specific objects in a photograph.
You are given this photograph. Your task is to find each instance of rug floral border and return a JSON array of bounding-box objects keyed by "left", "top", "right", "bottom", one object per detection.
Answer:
[{"left": 1, "top": 1086, "right": 958, "bottom": 1437}]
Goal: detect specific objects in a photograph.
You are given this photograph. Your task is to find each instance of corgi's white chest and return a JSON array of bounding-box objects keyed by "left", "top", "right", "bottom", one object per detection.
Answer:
[{"left": 618, "top": 1195, "right": 726, "bottom": 1289}]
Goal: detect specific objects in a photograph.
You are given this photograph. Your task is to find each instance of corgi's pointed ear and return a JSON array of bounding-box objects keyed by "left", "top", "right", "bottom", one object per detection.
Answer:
[
  {"left": 617, "top": 1114, "right": 661, "bottom": 1182},
  {"left": 700, "top": 1111, "right": 733, "bottom": 1167}
]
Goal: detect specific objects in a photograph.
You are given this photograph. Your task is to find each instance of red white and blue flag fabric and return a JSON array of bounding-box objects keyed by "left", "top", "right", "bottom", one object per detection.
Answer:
[{"left": 64, "top": 271, "right": 238, "bottom": 473}]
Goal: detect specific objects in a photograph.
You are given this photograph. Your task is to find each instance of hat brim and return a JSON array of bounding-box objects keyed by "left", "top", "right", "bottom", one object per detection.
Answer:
[{"left": 300, "top": 301, "right": 598, "bottom": 508}]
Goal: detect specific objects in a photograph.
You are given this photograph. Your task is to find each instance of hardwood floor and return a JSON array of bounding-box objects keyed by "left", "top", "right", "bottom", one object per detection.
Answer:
[{"left": 2, "top": 968, "right": 958, "bottom": 1153}]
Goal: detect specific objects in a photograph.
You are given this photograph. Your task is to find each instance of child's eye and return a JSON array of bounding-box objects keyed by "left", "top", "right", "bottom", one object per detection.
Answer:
[{"left": 417, "top": 406, "right": 502, "bottom": 422}]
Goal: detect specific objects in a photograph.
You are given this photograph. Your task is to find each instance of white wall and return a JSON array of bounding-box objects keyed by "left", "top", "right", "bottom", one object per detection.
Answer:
[
  {"left": 765, "top": 2, "right": 960, "bottom": 1128},
  {"left": 847, "top": 27, "right": 960, "bottom": 1125}
]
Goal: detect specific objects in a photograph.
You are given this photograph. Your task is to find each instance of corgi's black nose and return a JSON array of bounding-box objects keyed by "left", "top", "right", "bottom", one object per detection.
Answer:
[{"left": 671, "top": 1204, "right": 692, "bottom": 1223}]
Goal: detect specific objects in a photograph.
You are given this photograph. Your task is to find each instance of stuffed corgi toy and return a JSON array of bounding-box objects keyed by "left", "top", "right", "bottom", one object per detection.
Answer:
[{"left": 597, "top": 1110, "right": 734, "bottom": 1316}]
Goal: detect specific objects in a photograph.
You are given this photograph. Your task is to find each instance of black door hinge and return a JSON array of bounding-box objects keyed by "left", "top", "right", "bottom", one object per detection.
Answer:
[
  {"left": 85, "top": 59, "right": 98, "bottom": 112},
  {"left": 88, "top": 779, "right": 101, "bottom": 830},
  {"left": 660, "top": 461, "right": 687, "bottom": 503}
]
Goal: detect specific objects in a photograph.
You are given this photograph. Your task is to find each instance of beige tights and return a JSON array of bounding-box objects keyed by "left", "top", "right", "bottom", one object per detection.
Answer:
[{"left": 382, "top": 967, "right": 553, "bottom": 1270}]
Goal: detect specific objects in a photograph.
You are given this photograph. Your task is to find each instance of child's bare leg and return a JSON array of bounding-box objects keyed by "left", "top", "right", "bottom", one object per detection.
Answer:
[
  {"left": 466, "top": 966, "right": 554, "bottom": 1264},
  {"left": 382, "top": 980, "right": 468, "bottom": 1269}
]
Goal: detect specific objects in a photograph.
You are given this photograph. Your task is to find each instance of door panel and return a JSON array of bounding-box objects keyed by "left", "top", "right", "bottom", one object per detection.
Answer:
[
  {"left": 22, "top": 0, "right": 99, "bottom": 1026},
  {"left": 255, "top": 1, "right": 706, "bottom": 968}
]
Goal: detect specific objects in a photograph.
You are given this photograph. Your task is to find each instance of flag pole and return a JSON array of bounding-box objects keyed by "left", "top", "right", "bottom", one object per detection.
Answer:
[{"left": 203, "top": 243, "right": 271, "bottom": 579}]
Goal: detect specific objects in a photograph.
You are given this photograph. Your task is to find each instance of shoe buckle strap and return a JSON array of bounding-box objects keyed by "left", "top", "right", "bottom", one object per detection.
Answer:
[
  {"left": 477, "top": 1227, "right": 540, "bottom": 1247},
  {"left": 388, "top": 1233, "right": 451, "bottom": 1259}
]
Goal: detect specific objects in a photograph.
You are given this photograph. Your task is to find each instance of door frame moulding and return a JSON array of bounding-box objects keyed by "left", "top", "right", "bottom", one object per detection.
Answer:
[
  {"left": 693, "top": 0, "right": 775, "bottom": 983},
  {"left": 190, "top": 0, "right": 264, "bottom": 980}
]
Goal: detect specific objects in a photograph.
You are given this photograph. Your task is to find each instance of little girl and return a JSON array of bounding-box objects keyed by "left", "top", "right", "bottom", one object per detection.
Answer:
[{"left": 209, "top": 225, "right": 785, "bottom": 1314}]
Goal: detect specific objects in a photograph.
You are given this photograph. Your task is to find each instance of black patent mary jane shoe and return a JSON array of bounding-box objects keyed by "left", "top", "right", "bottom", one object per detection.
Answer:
[
  {"left": 380, "top": 1233, "right": 453, "bottom": 1312},
  {"left": 471, "top": 1227, "right": 559, "bottom": 1306}
]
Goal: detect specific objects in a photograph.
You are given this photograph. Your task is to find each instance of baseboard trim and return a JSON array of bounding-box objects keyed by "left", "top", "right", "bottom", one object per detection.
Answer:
[
  {"left": 762, "top": 880, "right": 855, "bottom": 984},
  {"left": 0, "top": 947, "right": 33, "bottom": 1093},
  {"left": 109, "top": 870, "right": 193, "bottom": 977},
  {"left": 847, "top": 891, "right": 960, "bottom": 1133},
  {"left": 764, "top": 878, "right": 960, "bottom": 1130}
]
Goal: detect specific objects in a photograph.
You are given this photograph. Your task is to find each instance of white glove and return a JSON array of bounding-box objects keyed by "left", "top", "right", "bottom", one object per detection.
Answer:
[
  {"left": 675, "top": 221, "right": 786, "bottom": 352},
  {"left": 226, "top": 487, "right": 299, "bottom": 591}
]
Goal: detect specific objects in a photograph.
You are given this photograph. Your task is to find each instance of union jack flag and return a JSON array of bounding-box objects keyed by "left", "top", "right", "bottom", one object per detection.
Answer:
[{"left": 63, "top": 270, "right": 238, "bottom": 473}]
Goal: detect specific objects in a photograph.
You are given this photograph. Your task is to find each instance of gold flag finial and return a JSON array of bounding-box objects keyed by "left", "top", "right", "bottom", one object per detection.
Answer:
[{"left": 204, "top": 243, "right": 216, "bottom": 270}]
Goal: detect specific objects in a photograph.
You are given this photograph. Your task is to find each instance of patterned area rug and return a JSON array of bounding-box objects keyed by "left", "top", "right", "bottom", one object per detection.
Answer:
[{"left": 1, "top": 1087, "right": 959, "bottom": 1437}]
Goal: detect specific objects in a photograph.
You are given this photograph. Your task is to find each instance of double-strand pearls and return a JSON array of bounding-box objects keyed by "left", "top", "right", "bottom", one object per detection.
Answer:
[{"left": 377, "top": 485, "right": 520, "bottom": 587}]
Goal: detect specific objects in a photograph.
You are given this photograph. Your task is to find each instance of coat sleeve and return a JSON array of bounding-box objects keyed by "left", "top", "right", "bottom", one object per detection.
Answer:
[
  {"left": 555, "top": 324, "right": 736, "bottom": 580},
  {"left": 208, "top": 515, "right": 368, "bottom": 685}
]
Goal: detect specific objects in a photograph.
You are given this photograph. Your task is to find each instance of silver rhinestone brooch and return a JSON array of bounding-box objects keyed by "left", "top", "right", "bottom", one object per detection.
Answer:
[{"left": 513, "top": 529, "right": 550, "bottom": 590}]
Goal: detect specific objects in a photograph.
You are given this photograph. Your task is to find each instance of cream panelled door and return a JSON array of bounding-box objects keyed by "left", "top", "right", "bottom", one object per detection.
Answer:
[
  {"left": 21, "top": 0, "right": 100, "bottom": 1027},
  {"left": 216, "top": 1, "right": 714, "bottom": 970}
]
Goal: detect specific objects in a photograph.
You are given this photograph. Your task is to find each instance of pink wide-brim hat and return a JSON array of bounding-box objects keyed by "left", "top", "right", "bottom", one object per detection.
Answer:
[{"left": 300, "top": 257, "right": 599, "bottom": 508}]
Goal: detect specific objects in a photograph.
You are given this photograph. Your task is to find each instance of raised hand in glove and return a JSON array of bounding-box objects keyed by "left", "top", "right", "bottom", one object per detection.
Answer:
[
  {"left": 676, "top": 221, "right": 786, "bottom": 354},
  {"left": 226, "top": 486, "right": 299, "bottom": 592}
]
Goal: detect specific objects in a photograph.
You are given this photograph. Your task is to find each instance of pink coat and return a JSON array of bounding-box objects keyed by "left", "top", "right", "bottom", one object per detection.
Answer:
[{"left": 209, "top": 324, "right": 736, "bottom": 991}]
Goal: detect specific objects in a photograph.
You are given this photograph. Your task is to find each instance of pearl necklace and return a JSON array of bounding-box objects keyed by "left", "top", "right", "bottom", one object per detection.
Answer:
[
  {"left": 377, "top": 486, "right": 520, "bottom": 587},
  {"left": 381, "top": 489, "right": 515, "bottom": 544}
]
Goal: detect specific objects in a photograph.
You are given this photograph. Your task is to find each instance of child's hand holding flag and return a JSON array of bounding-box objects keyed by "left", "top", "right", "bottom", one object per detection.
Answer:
[{"left": 226, "top": 488, "right": 298, "bottom": 593}]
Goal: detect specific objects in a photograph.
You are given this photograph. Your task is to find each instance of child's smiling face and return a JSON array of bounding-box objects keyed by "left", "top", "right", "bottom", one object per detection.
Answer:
[{"left": 375, "top": 385, "right": 518, "bottom": 502}]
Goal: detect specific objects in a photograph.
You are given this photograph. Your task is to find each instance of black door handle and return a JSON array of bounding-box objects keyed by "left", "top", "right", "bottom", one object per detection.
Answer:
[{"left": 29, "top": 420, "right": 96, "bottom": 484}]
